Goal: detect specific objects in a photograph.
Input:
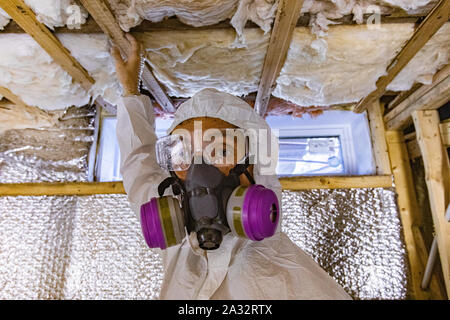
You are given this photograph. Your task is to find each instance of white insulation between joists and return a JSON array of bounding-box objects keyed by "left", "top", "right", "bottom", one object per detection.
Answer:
[
  {"left": 0, "top": 0, "right": 87, "bottom": 30},
  {"left": 0, "top": 1, "right": 437, "bottom": 34},
  {"left": 0, "top": 22, "right": 448, "bottom": 111},
  {"left": 0, "top": 33, "right": 120, "bottom": 110}
]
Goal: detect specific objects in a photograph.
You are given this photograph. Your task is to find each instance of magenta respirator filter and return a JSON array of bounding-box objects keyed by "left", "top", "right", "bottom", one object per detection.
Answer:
[
  {"left": 140, "top": 197, "right": 185, "bottom": 249},
  {"left": 226, "top": 185, "right": 280, "bottom": 241}
]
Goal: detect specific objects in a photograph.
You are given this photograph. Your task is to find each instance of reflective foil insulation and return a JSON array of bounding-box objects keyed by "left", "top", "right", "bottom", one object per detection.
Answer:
[{"left": 0, "top": 109, "right": 409, "bottom": 299}]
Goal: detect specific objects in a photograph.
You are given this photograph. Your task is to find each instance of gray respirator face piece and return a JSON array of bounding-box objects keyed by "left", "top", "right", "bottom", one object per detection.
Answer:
[
  {"left": 140, "top": 158, "right": 280, "bottom": 251},
  {"left": 184, "top": 161, "right": 241, "bottom": 249}
]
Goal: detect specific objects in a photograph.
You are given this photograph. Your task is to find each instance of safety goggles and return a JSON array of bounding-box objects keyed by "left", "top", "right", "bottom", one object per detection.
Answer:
[{"left": 156, "top": 128, "right": 251, "bottom": 172}]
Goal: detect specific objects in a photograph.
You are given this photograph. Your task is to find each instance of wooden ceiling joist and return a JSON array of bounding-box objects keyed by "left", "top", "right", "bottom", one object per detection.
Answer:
[
  {"left": 0, "top": 14, "right": 429, "bottom": 34},
  {"left": 0, "top": 86, "right": 27, "bottom": 108},
  {"left": 254, "top": 0, "right": 305, "bottom": 116},
  {"left": 353, "top": 0, "right": 450, "bottom": 113},
  {"left": 385, "top": 64, "right": 450, "bottom": 130},
  {"left": 79, "top": 0, "right": 175, "bottom": 113},
  {"left": 0, "top": 175, "right": 393, "bottom": 196},
  {"left": 412, "top": 110, "right": 450, "bottom": 295},
  {"left": 0, "top": 0, "right": 95, "bottom": 92}
]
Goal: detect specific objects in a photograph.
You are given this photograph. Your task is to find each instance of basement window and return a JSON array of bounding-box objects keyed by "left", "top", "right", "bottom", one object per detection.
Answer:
[
  {"left": 95, "top": 110, "right": 375, "bottom": 181},
  {"left": 277, "top": 136, "right": 344, "bottom": 176}
]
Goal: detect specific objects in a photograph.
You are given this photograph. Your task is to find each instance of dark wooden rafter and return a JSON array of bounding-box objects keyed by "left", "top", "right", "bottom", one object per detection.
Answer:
[
  {"left": 254, "top": 0, "right": 305, "bottom": 116},
  {"left": 0, "top": 13, "right": 431, "bottom": 34},
  {"left": 0, "top": 86, "right": 27, "bottom": 108},
  {"left": 385, "top": 64, "right": 450, "bottom": 130},
  {"left": 353, "top": 0, "right": 450, "bottom": 113},
  {"left": 78, "top": 0, "right": 175, "bottom": 113}
]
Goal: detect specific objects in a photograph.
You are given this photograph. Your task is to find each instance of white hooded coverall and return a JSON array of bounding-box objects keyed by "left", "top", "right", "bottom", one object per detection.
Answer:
[{"left": 116, "top": 88, "right": 351, "bottom": 300}]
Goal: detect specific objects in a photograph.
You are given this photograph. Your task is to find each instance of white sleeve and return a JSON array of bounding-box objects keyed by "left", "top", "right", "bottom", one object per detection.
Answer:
[{"left": 116, "top": 95, "right": 170, "bottom": 219}]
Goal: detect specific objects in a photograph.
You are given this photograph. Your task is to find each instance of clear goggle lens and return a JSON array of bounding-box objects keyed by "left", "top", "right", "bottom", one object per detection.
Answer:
[{"left": 156, "top": 129, "right": 250, "bottom": 171}]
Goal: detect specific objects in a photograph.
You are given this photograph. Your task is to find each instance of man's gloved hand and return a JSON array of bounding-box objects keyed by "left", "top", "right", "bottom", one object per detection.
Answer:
[{"left": 111, "top": 34, "right": 143, "bottom": 97}]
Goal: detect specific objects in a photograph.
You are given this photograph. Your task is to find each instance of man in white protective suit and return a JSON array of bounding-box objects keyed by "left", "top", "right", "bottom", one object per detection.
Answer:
[{"left": 112, "top": 34, "right": 351, "bottom": 300}]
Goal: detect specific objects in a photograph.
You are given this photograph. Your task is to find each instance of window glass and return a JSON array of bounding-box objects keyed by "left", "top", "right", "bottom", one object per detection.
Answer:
[{"left": 277, "top": 137, "right": 344, "bottom": 176}]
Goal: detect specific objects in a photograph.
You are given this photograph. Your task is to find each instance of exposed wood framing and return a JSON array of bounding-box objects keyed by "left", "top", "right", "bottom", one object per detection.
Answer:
[
  {"left": 0, "top": 14, "right": 429, "bottom": 34},
  {"left": 353, "top": 0, "right": 450, "bottom": 113},
  {"left": 412, "top": 110, "right": 450, "bottom": 295},
  {"left": 78, "top": 0, "right": 175, "bottom": 113},
  {"left": 0, "top": 0, "right": 95, "bottom": 91},
  {"left": 387, "top": 78, "right": 450, "bottom": 130},
  {"left": 0, "top": 182, "right": 125, "bottom": 196},
  {"left": 0, "top": 86, "right": 27, "bottom": 108},
  {"left": 87, "top": 105, "right": 101, "bottom": 182},
  {"left": 405, "top": 122, "right": 450, "bottom": 160},
  {"left": 386, "top": 130, "right": 438, "bottom": 299},
  {"left": 367, "top": 100, "right": 391, "bottom": 175},
  {"left": 406, "top": 135, "right": 422, "bottom": 160},
  {"left": 385, "top": 64, "right": 450, "bottom": 130},
  {"left": 441, "top": 121, "right": 450, "bottom": 147},
  {"left": 279, "top": 175, "right": 392, "bottom": 190},
  {"left": 254, "top": 0, "right": 304, "bottom": 116},
  {"left": 386, "top": 83, "right": 422, "bottom": 112},
  {"left": 0, "top": 176, "right": 393, "bottom": 196}
]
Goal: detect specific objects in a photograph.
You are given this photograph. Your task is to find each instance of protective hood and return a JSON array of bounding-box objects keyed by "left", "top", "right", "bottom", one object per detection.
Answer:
[{"left": 167, "top": 88, "right": 282, "bottom": 230}]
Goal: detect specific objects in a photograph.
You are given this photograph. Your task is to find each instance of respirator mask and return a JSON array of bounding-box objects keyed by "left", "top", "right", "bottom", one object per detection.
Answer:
[{"left": 139, "top": 129, "right": 280, "bottom": 250}]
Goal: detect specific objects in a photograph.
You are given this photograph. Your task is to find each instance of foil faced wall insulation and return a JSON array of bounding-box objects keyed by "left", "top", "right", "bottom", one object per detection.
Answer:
[
  {"left": 0, "top": 114, "right": 409, "bottom": 299},
  {"left": 0, "top": 105, "right": 94, "bottom": 183},
  {"left": 0, "top": 191, "right": 408, "bottom": 299}
]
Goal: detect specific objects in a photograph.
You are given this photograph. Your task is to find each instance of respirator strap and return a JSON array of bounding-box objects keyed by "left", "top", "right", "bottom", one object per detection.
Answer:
[{"left": 229, "top": 157, "right": 255, "bottom": 185}]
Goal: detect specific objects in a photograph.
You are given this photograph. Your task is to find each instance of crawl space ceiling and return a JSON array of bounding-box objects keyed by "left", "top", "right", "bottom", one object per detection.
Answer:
[{"left": 0, "top": 0, "right": 448, "bottom": 115}]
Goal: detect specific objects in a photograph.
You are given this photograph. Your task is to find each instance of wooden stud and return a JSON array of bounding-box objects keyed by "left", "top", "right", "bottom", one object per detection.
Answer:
[
  {"left": 386, "top": 130, "right": 433, "bottom": 299},
  {"left": 254, "top": 0, "right": 305, "bottom": 116},
  {"left": 406, "top": 137, "right": 422, "bottom": 160},
  {"left": 1, "top": 14, "right": 429, "bottom": 34},
  {"left": 367, "top": 100, "right": 391, "bottom": 175},
  {"left": 0, "top": 86, "right": 27, "bottom": 108},
  {"left": 412, "top": 110, "right": 450, "bottom": 295},
  {"left": 0, "top": 182, "right": 125, "bottom": 196},
  {"left": 0, "top": 176, "right": 393, "bottom": 196},
  {"left": 353, "top": 0, "right": 450, "bottom": 113},
  {"left": 386, "top": 64, "right": 450, "bottom": 121},
  {"left": 279, "top": 175, "right": 393, "bottom": 190},
  {"left": 440, "top": 121, "right": 450, "bottom": 147},
  {"left": 78, "top": 0, "right": 175, "bottom": 113},
  {"left": 0, "top": 0, "right": 95, "bottom": 91},
  {"left": 386, "top": 76, "right": 450, "bottom": 130}
]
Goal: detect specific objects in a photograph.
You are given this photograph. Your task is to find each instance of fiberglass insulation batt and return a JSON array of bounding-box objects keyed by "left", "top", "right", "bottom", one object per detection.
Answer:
[
  {"left": 141, "top": 22, "right": 449, "bottom": 106},
  {"left": 0, "top": 33, "right": 120, "bottom": 110},
  {"left": 0, "top": 22, "right": 448, "bottom": 111}
]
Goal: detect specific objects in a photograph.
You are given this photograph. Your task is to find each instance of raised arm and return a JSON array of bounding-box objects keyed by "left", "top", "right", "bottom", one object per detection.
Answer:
[{"left": 112, "top": 34, "right": 169, "bottom": 217}]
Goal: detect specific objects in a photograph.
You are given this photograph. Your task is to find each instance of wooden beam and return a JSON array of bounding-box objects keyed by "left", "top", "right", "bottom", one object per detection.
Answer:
[
  {"left": 353, "top": 0, "right": 450, "bottom": 113},
  {"left": 367, "top": 100, "right": 391, "bottom": 174},
  {"left": 384, "top": 64, "right": 450, "bottom": 127},
  {"left": 279, "top": 175, "right": 393, "bottom": 190},
  {"left": 412, "top": 110, "right": 450, "bottom": 295},
  {"left": 78, "top": 0, "right": 175, "bottom": 113},
  {"left": 406, "top": 135, "right": 422, "bottom": 160},
  {"left": 0, "top": 176, "right": 392, "bottom": 196},
  {"left": 385, "top": 130, "right": 433, "bottom": 299},
  {"left": 0, "top": 182, "right": 125, "bottom": 196},
  {"left": 386, "top": 83, "right": 422, "bottom": 112},
  {"left": 0, "top": 0, "right": 95, "bottom": 91},
  {"left": 440, "top": 121, "right": 450, "bottom": 147},
  {"left": 0, "top": 86, "right": 27, "bottom": 108},
  {"left": 254, "top": 0, "right": 304, "bottom": 116},
  {"left": 385, "top": 76, "right": 450, "bottom": 130},
  {"left": 404, "top": 122, "right": 450, "bottom": 159},
  {"left": 0, "top": 14, "right": 430, "bottom": 34}
]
